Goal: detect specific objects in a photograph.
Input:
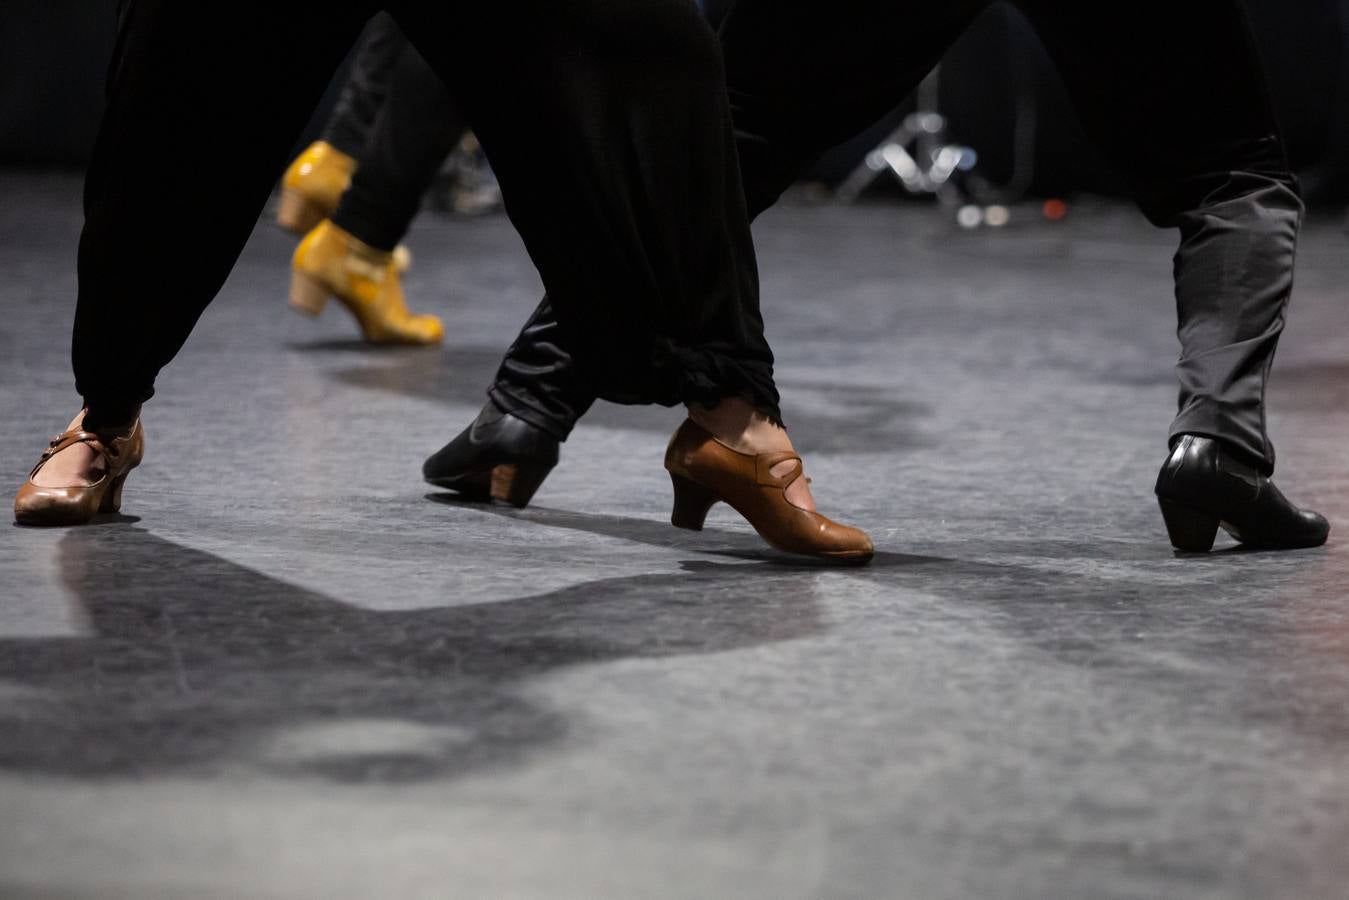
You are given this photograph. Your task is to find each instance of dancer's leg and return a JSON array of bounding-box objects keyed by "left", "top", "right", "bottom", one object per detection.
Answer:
[
  {"left": 398, "top": 0, "right": 871, "bottom": 556},
  {"left": 321, "top": 12, "right": 407, "bottom": 158},
  {"left": 1015, "top": 0, "right": 1296, "bottom": 472},
  {"left": 290, "top": 39, "right": 464, "bottom": 345},
  {"left": 74, "top": 0, "right": 373, "bottom": 419},
  {"left": 470, "top": 0, "right": 985, "bottom": 459},
  {"left": 485, "top": 0, "right": 990, "bottom": 438},
  {"left": 331, "top": 42, "right": 467, "bottom": 252},
  {"left": 16, "top": 0, "right": 371, "bottom": 523},
  {"left": 392, "top": 0, "right": 778, "bottom": 416},
  {"left": 1015, "top": 0, "right": 1326, "bottom": 550},
  {"left": 278, "top": 13, "right": 406, "bottom": 233}
]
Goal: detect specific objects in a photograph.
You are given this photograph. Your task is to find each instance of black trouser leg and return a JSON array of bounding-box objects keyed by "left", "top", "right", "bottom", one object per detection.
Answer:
[
  {"left": 393, "top": 0, "right": 778, "bottom": 418},
  {"left": 331, "top": 41, "right": 467, "bottom": 252},
  {"left": 321, "top": 12, "right": 406, "bottom": 158},
  {"left": 74, "top": 0, "right": 373, "bottom": 420},
  {"left": 489, "top": 295, "right": 595, "bottom": 439},
  {"left": 1014, "top": 0, "right": 1297, "bottom": 474},
  {"left": 488, "top": 0, "right": 987, "bottom": 437}
]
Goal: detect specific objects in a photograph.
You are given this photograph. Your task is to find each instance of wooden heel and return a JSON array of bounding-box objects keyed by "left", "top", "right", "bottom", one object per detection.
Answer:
[
  {"left": 276, "top": 188, "right": 326, "bottom": 234},
  {"left": 288, "top": 268, "right": 331, "bottom": 316},
  {"left": 1158, "top": 498, "right": 1220, "bottom": 552},
  {"left": 491, "top": 462, "right": 551, "bottom": 508},
  {"left": 670, "top": 473, "right": 718, "bottom": 531}
]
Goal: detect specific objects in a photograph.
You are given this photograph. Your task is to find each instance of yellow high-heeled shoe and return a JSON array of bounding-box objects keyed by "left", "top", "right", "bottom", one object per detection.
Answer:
[
  {"left": 277, "top": 141, "right": 355, "bottom": 235},
  {"left": 290, "top": 220, "right": 444, "bottom": 345}
]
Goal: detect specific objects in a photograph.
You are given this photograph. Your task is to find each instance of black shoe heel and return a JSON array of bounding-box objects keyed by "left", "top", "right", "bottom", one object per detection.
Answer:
[
  {"left": 490, "top": 462, "right": 551, "bottom": 508},
  {"left": 1158, "top": 498, "right": 1220, "bottom": 552}
]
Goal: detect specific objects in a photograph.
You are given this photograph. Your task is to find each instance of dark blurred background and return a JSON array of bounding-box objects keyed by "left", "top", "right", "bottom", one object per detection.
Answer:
[{"left": 4, "top": 0, "right": 1349, "bottom": 202}]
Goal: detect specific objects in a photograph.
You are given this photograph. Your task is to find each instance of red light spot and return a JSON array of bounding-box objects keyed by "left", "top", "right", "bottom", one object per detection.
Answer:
[{"left": 1043, "top": 199, "right": 1068, "bottom": 221}]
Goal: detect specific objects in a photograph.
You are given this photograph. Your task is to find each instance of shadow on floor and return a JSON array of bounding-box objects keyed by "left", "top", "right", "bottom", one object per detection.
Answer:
[
  {"left": 433, "top": 493, "right": 1349, "bottom": 746},
  {"left": 0, "top": 526, "right": 825, "bottom": 782},
  {"left": 428, "top": 493, "right": 949, "bottom": 570}
]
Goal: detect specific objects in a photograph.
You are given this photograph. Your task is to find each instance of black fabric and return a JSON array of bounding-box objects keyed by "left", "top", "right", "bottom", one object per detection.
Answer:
[
  {"left": 320, "top": 13, "right": 406, "bottom": 158},
  {"left": 330, "top": 26, "right": 467, "bottom": 252},
  {"left": 491, "top": 0, "right": 1300, "bottom": 474},
  {"left": 490, "top": 297, "right": 597, "bottom": 440},
  {"left": 72, "top": 0, "right": 779, "bottom": 423},
  {"left": 81, "top": 403, "right": 140, "bottom": 435}
]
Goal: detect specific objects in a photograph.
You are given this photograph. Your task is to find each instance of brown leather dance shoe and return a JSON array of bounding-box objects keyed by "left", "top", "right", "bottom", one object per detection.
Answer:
[
  {"left": 664, "top": 419, "right": 874, "bottom": 563},
  {"left": 14, "top": 418, "right": 144, "bottom": 526}
]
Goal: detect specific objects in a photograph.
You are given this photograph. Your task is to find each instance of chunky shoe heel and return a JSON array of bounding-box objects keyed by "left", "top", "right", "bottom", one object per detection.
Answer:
[
  {"left": 491, "top": 462, "right": 551, "bottom": 508},
  {"left": 422, "top": 403, "right": 560, "bottom": 508},
  {"left": 100, "top": 472, "right": 129, "bottom": 514},
  {"left": 1158, "top": 498, "right": 1220, "bottom": 553},
  {"left": 669, "top": 473, "right": 718, "bottom": 531},
  {"left": 277, "top": 187, "right": 326, "bottom": 234},
  {"left": 288, "top": 268, "right": 331, "bottom": 316}
]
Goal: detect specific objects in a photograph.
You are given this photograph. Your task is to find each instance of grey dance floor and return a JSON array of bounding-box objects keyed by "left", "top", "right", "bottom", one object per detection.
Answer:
[{"left": 2, "top": 171, "right": 1348, "bottom": 899}]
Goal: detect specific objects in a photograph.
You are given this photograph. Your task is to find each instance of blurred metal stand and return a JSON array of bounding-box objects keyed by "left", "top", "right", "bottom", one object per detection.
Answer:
[{"left": 834, "top": 67, "right": 978, "bottom": 204}]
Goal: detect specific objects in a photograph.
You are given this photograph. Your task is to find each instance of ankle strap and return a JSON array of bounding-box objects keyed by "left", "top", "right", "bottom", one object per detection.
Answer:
[
  {"left": 30, "top": 429, "right": 109, "bottom": 479},
  {"left": 43, "top": 430, "right": 102, "bottom": 458}
]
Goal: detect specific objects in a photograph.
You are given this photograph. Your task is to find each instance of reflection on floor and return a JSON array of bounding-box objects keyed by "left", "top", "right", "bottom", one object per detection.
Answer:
[{"left": 2, "top": 172, "right": 1348, "bottom": 899}]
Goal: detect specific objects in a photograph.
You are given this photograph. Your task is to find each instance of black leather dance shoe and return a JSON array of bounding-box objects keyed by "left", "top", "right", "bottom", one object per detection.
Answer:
[
  {"left": 1154, "top": 434, "right": 1329, "bottom": 553},
  {"left": 422, "top": 402, "right": 560, "bottom": 507}
]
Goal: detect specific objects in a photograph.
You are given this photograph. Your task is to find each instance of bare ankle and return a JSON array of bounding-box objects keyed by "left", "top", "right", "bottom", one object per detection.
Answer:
[{"left": 687, "top": 398, "right": 789, "bottom": 455}]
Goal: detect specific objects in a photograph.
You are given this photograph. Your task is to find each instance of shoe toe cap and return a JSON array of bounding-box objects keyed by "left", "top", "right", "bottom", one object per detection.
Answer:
[
  {"left": 818, "top": 520, "right": 875, "bottom": 560},
  {"left": 420, "top": 316, "right": 445, "bottom": 342},
  {"left": 1300, "top": 510, "right": 1331, "bottom": 543},
  {"left": 14, "top": 485, "right": 89, "bottom": 526}
]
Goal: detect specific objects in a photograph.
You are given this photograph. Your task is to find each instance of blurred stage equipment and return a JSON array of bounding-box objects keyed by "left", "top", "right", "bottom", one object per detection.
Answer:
[
  {"left": 834, "top": 69, "right": 978, "bottom": 204},
  {"left": 430, "top": 133, "right": 503, "bottom": 216},
  {"left": 834, "top": 40, "right": 1039, "bottom": 227}
]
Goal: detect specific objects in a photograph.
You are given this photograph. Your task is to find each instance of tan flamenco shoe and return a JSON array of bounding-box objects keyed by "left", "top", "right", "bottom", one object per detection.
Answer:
[
  {"left": 664, "top": 419, "right": 874, "bottom": 563},
  {"left": 14, "top": 414, "right": 145, "bottom": 526}
]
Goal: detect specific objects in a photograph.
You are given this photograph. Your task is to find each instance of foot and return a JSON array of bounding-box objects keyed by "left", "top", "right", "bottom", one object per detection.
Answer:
[
  {"left": 688, "top": 398, "right": 815, "bottom": 511},
  {"left": 29, "top": 411, "right": 108, "bottom": 488},
  {"left": 290, "top": 220, "right": 444, "bottom": 345},
  {"left": 277, "top": 141, "right": 356, "bottom": 234},
  {"left": 423, "top": 402, "right": 560, "bottom": 507},
  {"left": 1155, "top": 434, "right": 1329, "bottom": 552},
  {"left": 15, "top": 410, "right": 144, "bottom": 526}
]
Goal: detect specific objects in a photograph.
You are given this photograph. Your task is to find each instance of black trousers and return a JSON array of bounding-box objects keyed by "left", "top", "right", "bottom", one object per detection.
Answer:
[
  {"left": 74, "top": 0, "right": 778, "bottom": 426},
  {"left": 323, "top": 14, "right": 467, "bottom": 253},
  {"left": 491, "top": 0, "right": 1300, "bottom": 474},
  {"left": 319, "top": 13, "right": 405, "bottom": 159}
]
